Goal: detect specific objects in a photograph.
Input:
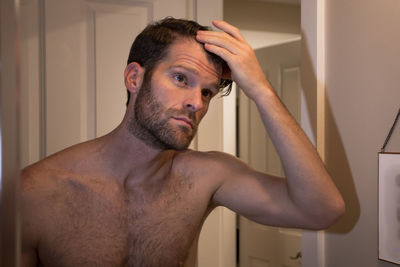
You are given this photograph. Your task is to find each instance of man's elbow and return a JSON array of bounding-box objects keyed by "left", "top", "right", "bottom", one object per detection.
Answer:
[
  {"left": 311, "top": 198, "right": 346, "bottom": 230},
  {"left": 316, "top": 199, "right": 346, "bottom": 230}
]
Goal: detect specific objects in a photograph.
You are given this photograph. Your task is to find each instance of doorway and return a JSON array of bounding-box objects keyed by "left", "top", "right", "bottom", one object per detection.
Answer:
[
  {"left": 223, "top": 0, "right": 302, "bottom": 266},
  {"left": 237, "top": 39, "right": 302, "bottom": 267}
]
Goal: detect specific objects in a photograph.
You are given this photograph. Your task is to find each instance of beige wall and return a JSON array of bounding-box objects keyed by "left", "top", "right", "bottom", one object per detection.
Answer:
[
  {"left": 227, "top": 0, "right": 400, "bottom": 266},
  {"left": 223, "top": 0, "right": 300, "bottom": 33},
  {"left": 325, "top": 0, "right": 400, "bottom": 266}
]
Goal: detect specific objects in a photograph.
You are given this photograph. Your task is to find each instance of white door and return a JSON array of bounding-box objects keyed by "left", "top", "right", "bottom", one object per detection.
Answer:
[
  {"left": 20, "top": 0, "right": 193, "bottom": 159},
  {"left": 239, "top": 40, "right": 302, "bottom": 267}
]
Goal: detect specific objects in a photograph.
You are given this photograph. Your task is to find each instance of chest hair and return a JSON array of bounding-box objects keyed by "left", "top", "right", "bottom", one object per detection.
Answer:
[{"left": 41, "top": 169, "right": 209, "bottom": 267}]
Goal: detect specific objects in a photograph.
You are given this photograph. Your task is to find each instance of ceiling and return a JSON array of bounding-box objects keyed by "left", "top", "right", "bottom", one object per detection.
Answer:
[{"left": 241, "top": 30, "right": 300, "bottom": 50}]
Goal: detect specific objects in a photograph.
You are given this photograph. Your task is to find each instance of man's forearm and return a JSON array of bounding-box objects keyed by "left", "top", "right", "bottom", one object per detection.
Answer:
[{"left": 253, "top": 84, "right": 345, "bottom": 228}]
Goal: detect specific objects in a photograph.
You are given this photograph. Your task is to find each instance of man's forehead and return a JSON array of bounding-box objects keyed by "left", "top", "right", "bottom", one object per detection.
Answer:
[{"left": 164, "top": 39, "right": 223, "bottom": 79}]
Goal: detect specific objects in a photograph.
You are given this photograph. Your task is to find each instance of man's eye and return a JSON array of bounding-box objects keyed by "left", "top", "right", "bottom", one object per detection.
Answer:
[
  {"left": 202, "top": 89, "right": 213, "bottom": 98},
  {"left": 174, "top": 74, "right": 187, "bottom": 85}
]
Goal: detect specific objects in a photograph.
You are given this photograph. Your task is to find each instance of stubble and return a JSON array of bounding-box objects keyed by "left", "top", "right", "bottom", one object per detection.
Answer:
[{"left": 128, "top": 80, "right": 197, "bottom": 151}]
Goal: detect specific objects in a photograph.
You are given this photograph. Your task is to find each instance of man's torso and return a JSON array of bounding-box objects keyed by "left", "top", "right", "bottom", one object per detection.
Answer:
[{"left": 22, "top": 144, "right": 218, "bottom": 267}]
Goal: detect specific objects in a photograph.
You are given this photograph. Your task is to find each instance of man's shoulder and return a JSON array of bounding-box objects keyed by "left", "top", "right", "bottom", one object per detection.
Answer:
[
  {"left": 21, "top": 139, "right": 104, "bottom": 219},
  {"left": 22, "top": 138, "right": 102, "bottom": 181},
  {"left": 22, "top": 157, "right": 59, "bottom": 190},
  {"left": 21, "top": 139, "right": 102, "bottom": 201},
  {"left": 174, "top": 149, "right": 228, "bottom": 164},
  {"left": 21, "top": 158, "right": 71, "bottom": 211},
  {"left": 22, "top": 150, "right": 73, "bottom": 188},
  {"left": 173, "top": 149, "right": 245, "bottom": 176},
  {"left": 20, "top": 142, "right": 99, "bottom": 252}
]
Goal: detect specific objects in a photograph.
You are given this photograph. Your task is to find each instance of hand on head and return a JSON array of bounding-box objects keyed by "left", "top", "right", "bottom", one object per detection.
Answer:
[{"left": 196, "top": 20, "right": 271, "bottom": 99}]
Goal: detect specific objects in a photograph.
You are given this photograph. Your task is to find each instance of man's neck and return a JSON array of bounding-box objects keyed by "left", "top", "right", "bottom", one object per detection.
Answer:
[{"left": 98, "top": 122, "right": 175, "bottom": 186}]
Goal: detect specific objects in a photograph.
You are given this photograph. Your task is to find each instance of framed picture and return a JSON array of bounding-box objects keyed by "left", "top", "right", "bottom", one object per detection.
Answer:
[{"left": 378, "top": 152, "right": 400, "bottom": 264}]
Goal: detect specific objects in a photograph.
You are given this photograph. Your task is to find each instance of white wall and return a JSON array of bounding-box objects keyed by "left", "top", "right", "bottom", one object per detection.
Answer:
[{"left": 324, "top": 0, "right": 400, "bottom": 266}]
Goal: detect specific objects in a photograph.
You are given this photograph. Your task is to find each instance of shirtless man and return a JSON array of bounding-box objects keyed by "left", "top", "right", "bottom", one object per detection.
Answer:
[{"left": 21, "top": 18, "right": 345, "bottom": 267}]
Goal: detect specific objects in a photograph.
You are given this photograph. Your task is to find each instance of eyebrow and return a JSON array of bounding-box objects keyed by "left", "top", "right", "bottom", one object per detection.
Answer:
[{"left": 172, "top": 64, "right": 199, "bottom": 75}]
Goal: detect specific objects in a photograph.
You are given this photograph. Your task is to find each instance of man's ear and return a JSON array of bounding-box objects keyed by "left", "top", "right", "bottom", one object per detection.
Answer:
[{"left": 124, "top": 62, "right": 145, "bottom": 94}]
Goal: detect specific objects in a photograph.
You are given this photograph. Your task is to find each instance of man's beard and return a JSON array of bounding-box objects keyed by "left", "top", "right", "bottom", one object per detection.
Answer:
[{"left": 128, "top": 80, "right": 198, "bottom": 151}]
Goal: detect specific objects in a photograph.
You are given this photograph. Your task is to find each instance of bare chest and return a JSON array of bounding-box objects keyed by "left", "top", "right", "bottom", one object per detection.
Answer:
[{"left": 39, "top": 175, "right": 211, "bottom": 267}]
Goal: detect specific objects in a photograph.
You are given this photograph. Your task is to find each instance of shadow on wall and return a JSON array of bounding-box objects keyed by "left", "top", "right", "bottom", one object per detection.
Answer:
[
  {"left": 325, "top": 99, "right": 361, "bottom": 233},
  {"left": 300, "top": 33, "right": 360, "bottom": 234}
]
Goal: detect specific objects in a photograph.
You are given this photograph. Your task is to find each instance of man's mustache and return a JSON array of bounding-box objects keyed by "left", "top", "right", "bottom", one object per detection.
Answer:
[{"left": 166, "top": 109, "right": 198, "bottom": 128}]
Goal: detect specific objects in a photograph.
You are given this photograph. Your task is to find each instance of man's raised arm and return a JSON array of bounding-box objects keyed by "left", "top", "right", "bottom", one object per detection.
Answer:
[{"left": 196, "top": 20, "right": 345, "bottom": 229}]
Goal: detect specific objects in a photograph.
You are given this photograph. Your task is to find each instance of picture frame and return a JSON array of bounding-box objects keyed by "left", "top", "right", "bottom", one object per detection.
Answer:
[
  {"left": 378, "top": 152, "right": 400, "bottom": 265},
  {"left": 378, "top": 108, "right": 400, "bottom": 265}
]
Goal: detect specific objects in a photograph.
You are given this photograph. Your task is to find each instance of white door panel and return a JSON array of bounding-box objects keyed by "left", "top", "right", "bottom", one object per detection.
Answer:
[
  {"left": 45, "top": 0, "right": 88, "bottom": 154},
  {"left": 90, "top": 3, "right": 149, "bottom": 136}
]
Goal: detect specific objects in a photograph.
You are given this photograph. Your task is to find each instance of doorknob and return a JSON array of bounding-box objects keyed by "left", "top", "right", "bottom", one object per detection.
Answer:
[{"left": 290, "top": 251, "right": 302, "bottom": 260}]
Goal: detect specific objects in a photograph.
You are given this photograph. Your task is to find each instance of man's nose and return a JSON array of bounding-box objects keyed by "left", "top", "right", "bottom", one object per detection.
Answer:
[{"left": 183, "top": 89, "right": 204, "bottom": 112}]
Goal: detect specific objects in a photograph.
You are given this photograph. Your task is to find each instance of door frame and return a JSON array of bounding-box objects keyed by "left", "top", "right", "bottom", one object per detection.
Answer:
[
  {"left": 196, "top": 1, "right": 237, "bottom": 267},
  {"left": 300, "top": 0, "right": 327, "bottom": 267},
  {"left": 219, "top": 0, "right": 328, "bottom": 266},
  {"left": 200, "top": 0, "right": 327, "bottom": 265},
  {"left": 0, "top": 0, "right": 21, "bottom": 266}
]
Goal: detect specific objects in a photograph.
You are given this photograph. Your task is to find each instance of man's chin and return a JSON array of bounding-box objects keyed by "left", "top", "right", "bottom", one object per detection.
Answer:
[
  {"left": 167, "top": 137, "right": 193, "bottom": 151},
  {"left": 164, "top": 125, "right": 196, "bottom": 150}
]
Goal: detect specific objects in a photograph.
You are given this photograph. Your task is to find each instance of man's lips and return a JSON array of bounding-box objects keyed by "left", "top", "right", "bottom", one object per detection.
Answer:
[{"left": 172, "top": 117, "right": 193, "bottom": 128}]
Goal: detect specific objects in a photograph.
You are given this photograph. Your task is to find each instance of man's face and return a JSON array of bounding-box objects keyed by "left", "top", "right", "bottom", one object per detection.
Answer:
[{"left": 129, "top": 39, "right": 222, "bottom": 150}]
